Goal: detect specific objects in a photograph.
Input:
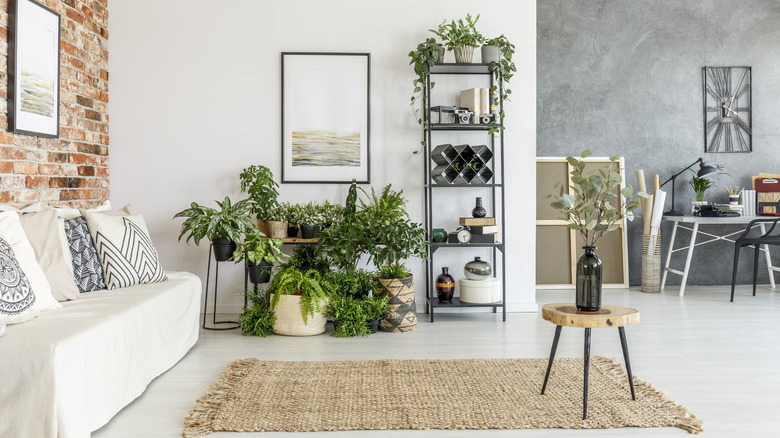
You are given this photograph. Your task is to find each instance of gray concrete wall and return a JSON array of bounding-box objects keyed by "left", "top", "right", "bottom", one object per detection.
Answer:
[{"left": 537, "top": 0, "right": 780, "bottom": 286}]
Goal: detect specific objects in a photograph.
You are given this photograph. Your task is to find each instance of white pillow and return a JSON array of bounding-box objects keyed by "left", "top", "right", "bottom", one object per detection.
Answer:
[
  {"left": 48, "top": 200, "right": 113, "bottom": 220},
  {"left": 82, "top": 212, "right": 167, "bottom": 290},
  {"left": 20, "top": 202, "right": 47, "bottom": 213},
  {"left": 0, "top": 211, "right": 61, "bottom": 324}
]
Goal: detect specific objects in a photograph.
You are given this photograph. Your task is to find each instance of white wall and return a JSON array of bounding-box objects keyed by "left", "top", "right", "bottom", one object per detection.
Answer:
[{"left": 107, "top": 0, "right": 537, "bottom": 313}]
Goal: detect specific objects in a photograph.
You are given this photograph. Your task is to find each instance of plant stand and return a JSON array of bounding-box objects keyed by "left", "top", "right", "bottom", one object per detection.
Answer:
[{"left": 202, "top": 242, "right": 243, "bottom": 330}]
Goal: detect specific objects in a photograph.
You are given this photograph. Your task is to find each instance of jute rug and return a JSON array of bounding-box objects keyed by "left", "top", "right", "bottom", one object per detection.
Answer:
[{"left": 182, "top": 356, "right": 702, "bottom": 437}]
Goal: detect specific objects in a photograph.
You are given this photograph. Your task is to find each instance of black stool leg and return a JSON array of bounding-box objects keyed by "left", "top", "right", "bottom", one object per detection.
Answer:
[
  {"left": 618, "top": 326, "right": 636, "bottom": 400},
  {"left": 753, "top": 244, "right": 760, "bottom": 296},
  {"left": 541, "top": 325, "right": 562, "bottom": 395},
  {"left": 731, "top": 244, "right": 741, "bottom": 302},
  {"left": 583, "top": 327, "right": 591, "bottom": 420}
]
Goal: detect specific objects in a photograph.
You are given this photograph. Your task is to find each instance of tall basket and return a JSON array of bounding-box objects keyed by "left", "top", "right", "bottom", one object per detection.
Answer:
[{"left": 641, "top": 234, "right": 661, "bottom": 293}]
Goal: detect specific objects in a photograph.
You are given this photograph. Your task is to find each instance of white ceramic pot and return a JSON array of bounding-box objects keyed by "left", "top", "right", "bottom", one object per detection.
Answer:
[
  {"left": 459, "top": 277, "right": 500, "bottom": 304},
  {"left": 271, "top": 294, "right": 327, "bottom": 336},
  {"left": 454, "top": 45, "right": 475, "bottom": 63}
]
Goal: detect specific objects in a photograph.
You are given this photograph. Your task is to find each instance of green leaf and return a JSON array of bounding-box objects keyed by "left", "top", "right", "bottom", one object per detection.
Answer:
[
  {"left": 566, "top": 157, "right": 579, "bottom": 167},
  {"left": 581, "top": 150, "right": 593, "bottom": 158}
]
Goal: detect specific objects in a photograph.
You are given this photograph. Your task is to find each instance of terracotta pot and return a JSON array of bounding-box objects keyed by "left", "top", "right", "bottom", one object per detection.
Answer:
[
  {"left": 266, "top": 220, "right": 288, "bottom": 239},
  {"left": 271, "top": 294, "right": 327, "bottom": 336},
  {"left": 376, "top": 275, "right": 416, "bottom": 332}
]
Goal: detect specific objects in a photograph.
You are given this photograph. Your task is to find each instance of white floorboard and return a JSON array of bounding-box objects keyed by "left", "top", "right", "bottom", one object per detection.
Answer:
[{"left": 93, "top": 285, "right": 780, "bottom": 437}]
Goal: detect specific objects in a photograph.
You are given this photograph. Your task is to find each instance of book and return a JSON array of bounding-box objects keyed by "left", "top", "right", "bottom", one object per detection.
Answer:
[
  {"left": 447, "top": 232, "right": 499, "bottom": 244},
  {"left": 480, "top": 88, "right": 489, "bottom": 115},
  {"left": 459, "top": 217, "right": 495, "bottom": 226},
  {"left": 459, "top": 88, "right": 481, "bottom": 123},
  {"left": 470, "top": 225, "right": 499, "bottom": 234}
]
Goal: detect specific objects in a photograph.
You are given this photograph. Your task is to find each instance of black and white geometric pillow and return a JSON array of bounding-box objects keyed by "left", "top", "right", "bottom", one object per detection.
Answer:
[
  {"left": 64, "top": 217, "right": 106, "bottom": 293},
  {"left": 84, "top": 213, "right": 168, "bottom": 290},
  {"left": 0, "top": 236, "right": 36, "bottom": 320}
]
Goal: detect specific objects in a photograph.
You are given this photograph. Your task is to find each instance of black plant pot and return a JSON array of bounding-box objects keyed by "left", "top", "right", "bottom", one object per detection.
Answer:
[
  {"left": 287, "top": 226, "right": 299, "bottom": 238},
  {"left": 211, "top": 238, "right": 236, "bottom": 262},
  {"left": 368, "top": 319, "right": 379, "bottom": 334},
  {"left": 247, "top": 260, "right": 272, "bottom": 284},
  {"left": 301, "top": 225, "right": 315, "bottom": 239}
]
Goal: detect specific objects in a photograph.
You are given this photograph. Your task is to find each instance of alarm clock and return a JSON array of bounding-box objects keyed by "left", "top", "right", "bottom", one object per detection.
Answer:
[{"left": 456, "top": 226, "right": 471, "bottom": 244}]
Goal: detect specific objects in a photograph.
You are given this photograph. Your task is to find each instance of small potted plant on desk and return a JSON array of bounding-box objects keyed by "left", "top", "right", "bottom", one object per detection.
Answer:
[
  {"left": 232, "top": 230, "right": 286, "bottom": 284},
  {"left": 173, "top": 196, "right": 256, "bottom": 261},
  {"left": 689, "top": 166, "right": 726, "bottom": 214},
  {"left": 546, "top": 151, "right": 645, "bottom": 312}
]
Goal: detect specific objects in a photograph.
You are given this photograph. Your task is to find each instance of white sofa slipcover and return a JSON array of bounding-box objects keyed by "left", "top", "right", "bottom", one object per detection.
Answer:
[{"left": 0, "top": 271, "right": 201, "bottom": 438}]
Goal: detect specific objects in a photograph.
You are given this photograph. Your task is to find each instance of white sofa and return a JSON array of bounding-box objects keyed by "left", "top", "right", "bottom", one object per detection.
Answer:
[{"left": 0, "top": 271, "right": 201, "bottom": 438}]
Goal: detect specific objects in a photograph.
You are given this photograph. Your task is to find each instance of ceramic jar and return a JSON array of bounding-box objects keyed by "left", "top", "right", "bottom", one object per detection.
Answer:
[{"left": 464, "top": 257, "right": 492, "bottom": 280}]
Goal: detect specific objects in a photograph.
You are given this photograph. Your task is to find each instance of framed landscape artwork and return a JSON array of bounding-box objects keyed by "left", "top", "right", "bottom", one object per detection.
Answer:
[
  {"left": 281, "top": 52, "right": 370, "bottom": 183},
  {"left": 9, "top": 0, "right": 61, "bottom": 138}
]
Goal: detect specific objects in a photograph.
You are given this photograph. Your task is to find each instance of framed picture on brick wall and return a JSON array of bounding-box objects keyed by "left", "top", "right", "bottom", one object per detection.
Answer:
[
  {"left": 281, "top": 52, "right": 370, "bottom": 184},
  {"left": 8, "top": 0, "right": 61, "bottom": 138}
]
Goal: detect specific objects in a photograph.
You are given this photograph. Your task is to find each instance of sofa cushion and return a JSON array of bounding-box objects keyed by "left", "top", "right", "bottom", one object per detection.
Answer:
[
  {"left": 0, "top": 211, "right": 60, "bottom": 324},
  {"left": 64, "top": 217, "right": 106, "bottom": 293},
  {"left": 83, "top": 212, "right": 168, "bottom": 290},
  {"left": 19, "top": 210, "right": 80, "bottom": 302}
]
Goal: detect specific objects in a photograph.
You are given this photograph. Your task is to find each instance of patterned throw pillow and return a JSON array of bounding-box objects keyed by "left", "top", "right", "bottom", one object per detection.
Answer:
[
  {"left": 64, "top": 217, "right": 106, "bottom": 293},
  {"left": 0, "top": 237, "right": 37, "bottom": 322},
  {"left": 83, "top": 212, "right": 167, "bottom": 290}
]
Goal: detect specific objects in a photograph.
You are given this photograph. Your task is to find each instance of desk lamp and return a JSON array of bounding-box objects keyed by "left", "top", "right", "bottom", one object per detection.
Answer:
[{"left": 660, "top": 157, "right": 716, "bottom": 216}]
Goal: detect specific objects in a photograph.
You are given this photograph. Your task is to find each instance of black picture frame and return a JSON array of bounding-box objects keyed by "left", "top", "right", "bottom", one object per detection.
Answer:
[
  {"left": 8, "top": 0, "right": 61, "bottom": 138},
  {"left": 702, "top": 66, "right": 752, "bottom": 153},
  {"left": 281, "top": 52, "right": 371, "bottom": 184}
]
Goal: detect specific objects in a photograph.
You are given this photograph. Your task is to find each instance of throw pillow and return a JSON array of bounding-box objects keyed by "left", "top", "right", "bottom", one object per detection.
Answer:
[
  {"left": 19, "top": 210, "right": 80, "bottom": 302},
  {"left": 48, "top": 200, "right": 114, "bottom": 220},
  {"left": 64, "top": 217, "right": 106, "bottom": 293},
  {"left": 83, "top": 212, "right": 167, "bottom": 290},
  {"left": 0, "top": 211, "right": 61, "bottom": 324}
]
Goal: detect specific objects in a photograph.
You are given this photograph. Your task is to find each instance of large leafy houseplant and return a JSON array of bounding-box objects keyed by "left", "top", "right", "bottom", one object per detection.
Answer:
[
  {"left": 239, "top": 165, "right": 279, "bottom": 221},
  {"left": 173, "top": 196, "right": 255, "bottom": 246},
  {"left": 546, "top": 150, "right": 646, "bottom": 247},
  {"left": 318, "top": 181, "right": 375, "bottom": 270}
]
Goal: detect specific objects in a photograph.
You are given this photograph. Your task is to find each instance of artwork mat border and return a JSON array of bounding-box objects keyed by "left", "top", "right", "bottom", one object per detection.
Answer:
[{"left": 281, "top": 52, "right": 371, "bottom": 184}]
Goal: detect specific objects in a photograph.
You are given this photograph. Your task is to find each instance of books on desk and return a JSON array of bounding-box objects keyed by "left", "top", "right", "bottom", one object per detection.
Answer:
[{"left": 741, "top": 190, "right": 756, "bottom": 216}]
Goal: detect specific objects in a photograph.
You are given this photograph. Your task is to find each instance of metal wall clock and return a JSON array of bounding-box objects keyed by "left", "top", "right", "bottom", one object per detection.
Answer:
[{"left": 703, "top": 66, "right": 752, "bottom": 153}]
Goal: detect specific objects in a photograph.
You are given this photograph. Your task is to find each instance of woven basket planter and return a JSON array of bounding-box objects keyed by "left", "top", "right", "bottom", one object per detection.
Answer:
[
  {"left": 641, "top": 234, "right": 661, "bottom": 293},
  {"left": 266, "top": 221, "right": 288, "bottom": 239},
  {"left": 377, "top": 276, "right": 417, "bottom": 332}
]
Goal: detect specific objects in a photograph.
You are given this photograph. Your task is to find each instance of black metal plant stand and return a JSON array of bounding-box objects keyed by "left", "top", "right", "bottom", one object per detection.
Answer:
[{"left": 202, "top": 243, "right": 240, "bottom": 330}]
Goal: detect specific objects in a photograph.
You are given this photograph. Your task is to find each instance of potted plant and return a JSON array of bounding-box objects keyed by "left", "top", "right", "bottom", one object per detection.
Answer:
[
  {"left": 363, "top": 184, "right": 429, "bottom": 333},
  {"left": 409, "top": 37, "right": 443, "bottom": 153},
  {"left": 267, "top": 265, "right": 330, "bottom": 336},
  {"left": 238, "top": 289, "right": 275, "bottom": 337},
  {"left": 430, "top": 13, "right": 483, "bottom": 64},
  {"left": 326, "top": 295, "right": 370, "bottom": 337},
  {"left": 322, "top": 268, "right": 377, "bottom": 298},
  {"left": 318, "top": 201, "right": 344, "bottom": 231},
  {"left": 319, "top": 181, "right": 376, "bottom": 270},
  {"left": 173, "top": 196, "right": 255, "bottom": 261},
  {"left": 362, "top": 295, "right": 390, "bottom": 333},
  {"left": 481, "top": 34, "right": 516, "bottom": 135},
  {"left": 264, "top": 203, "right": 288, "bottom": 239},
  {"left": 299, "top": 201, "right": 322, "bottom": 239},
  {"left": 239, "top": 165, "right": 279, "bottom": 235},
  {"left": 231, "top": 230, "right": 286, "bottom": 284},
  {"left": 283, "top": 202, "right": 301, "bottom": 237},
  {"left": 546, "top": 150, "right": 646, "bottom": 312}
]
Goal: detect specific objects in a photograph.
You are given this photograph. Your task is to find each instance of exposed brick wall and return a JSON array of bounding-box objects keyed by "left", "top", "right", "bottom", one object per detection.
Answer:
[{"left": 0, "top": 0, "right": 108, "bottom": 208}]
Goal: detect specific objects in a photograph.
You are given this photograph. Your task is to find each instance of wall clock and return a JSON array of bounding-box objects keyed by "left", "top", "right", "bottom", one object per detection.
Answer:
[{"left": 703, "top": 66, "right": 752, "bottom": 153}]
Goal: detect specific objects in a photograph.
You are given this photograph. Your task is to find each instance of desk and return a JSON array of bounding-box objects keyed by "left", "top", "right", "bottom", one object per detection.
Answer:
[
  {"left": 540, "top": 303, "right": 640, "bottom": 420},
  {"left": 661, "top": 215, "right": 780, "bottom": 296}
]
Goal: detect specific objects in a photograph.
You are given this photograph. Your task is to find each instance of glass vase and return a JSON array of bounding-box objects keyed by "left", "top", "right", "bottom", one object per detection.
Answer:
[
  {"left": 436, "top": 267, "right": 455, "bottom": 302},
  {"left": 576, "top": 246, "right": 602, "bottom": 311}
]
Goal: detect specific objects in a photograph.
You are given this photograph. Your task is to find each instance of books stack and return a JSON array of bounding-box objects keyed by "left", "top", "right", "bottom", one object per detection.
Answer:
[
  {"left": 713, "top": 204, "right": 744, "bottom": 216},
  {"left": 459, "top": 217, "right": 500, "bottom": 243},
  {"left": 741, "top": 190, "right": 756, "bottom": 216},
  {"left": 459, "top": 88, "right": 491, "bottom": 124}
]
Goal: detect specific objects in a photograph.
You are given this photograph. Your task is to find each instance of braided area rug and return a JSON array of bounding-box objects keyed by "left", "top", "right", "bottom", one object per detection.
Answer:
[{"left": 182, "top": 356, "right": 701, "bottom": 437}]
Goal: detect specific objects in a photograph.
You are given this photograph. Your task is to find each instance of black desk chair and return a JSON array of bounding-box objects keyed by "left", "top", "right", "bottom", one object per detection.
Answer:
[{"left": 731, "top": 218, "right": 780, "bottom": 302}]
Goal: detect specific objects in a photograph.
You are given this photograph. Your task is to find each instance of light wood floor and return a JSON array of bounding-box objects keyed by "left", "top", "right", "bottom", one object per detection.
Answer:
[{"left": 93, "top": 285, "right": 780, "bottom": 437}]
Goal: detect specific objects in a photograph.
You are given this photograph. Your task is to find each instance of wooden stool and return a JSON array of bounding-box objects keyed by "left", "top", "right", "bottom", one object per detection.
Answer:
[{"left": 540, "top": 303, "right": 640, "bottom": 420}]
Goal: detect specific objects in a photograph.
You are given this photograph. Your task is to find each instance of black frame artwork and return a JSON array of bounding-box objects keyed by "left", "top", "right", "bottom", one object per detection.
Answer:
[
  {"left": 702, "top": 66, "right": 752, "bottom": 153},
  {"left": 281, "top": 52, "right": 371, "bottom": 184},
  {"left": 9, "top": 0, "right": 61, "bottom": 138}
]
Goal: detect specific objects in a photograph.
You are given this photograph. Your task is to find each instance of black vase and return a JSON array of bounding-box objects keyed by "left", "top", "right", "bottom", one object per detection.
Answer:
[
  {"left": 436, "top": 267, "right": 455, "bottom": 301},
  {"left": 247, "top": 260, "right": 272, "bottom": 284},
  {"left": 287, "top": 226, "right": 299, "bottom": 238},
  {"left": 472, "top": 197, "right": 486, "bottom": 218},
  {"left": 211, "top": 238, "right": 236, "bottom": 262},
  {"left": 300, "top": 225, "right": 315, "bottom": 239},
  {"left": 576, "top": 246, "right": 602, "bottom": 311}
]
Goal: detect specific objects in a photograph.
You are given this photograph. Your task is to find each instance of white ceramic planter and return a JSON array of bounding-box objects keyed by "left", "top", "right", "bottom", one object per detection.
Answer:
[
  {"left": 459, "top": 277, "right": 500, "bottom": 303},
  {"left": 271, "top": 294, "right": 327, "bottom": 336}
]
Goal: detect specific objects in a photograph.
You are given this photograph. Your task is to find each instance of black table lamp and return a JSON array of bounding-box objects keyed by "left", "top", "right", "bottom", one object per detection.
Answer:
[{"left": 660, "top": 157, "right": 716, "bottom": 216}]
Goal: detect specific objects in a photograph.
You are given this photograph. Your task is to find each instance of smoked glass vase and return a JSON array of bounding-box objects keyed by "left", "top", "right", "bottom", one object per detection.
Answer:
[
  {"left": 436, "top": 267, "right": 455, "bottom": 302},
  {"left": 576, "top": 246, "right": 602, "bottom": 311}
]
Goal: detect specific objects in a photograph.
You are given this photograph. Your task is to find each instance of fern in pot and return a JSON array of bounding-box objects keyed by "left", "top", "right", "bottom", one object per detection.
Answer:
[
  {"left": 267, "top": 265, "right": 330, "bottom": 336},
  {"left": 546, "top": 151, "right": 646, "bottom": 312}
]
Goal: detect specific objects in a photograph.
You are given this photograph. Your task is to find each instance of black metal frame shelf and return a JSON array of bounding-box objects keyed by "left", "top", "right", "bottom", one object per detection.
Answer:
[{"left": 422, "top": 63, "right": 507, "bottom": 323}]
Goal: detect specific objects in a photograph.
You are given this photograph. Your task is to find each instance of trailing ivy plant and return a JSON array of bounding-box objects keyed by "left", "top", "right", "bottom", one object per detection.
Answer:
[
  {"left": 483, "top": 34, "right": 516, "bottom": 135},
  {"left": 545, "top": 150, "right": 646, "bottom": 247},
  {"left": 409, "top": 37, "right": 442, "bottom": 155}
]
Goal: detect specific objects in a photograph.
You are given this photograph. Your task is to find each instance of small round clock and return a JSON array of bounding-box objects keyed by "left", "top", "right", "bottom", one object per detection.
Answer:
[{"left": 456, "top": 226, "right": 472, "bottom": 243}]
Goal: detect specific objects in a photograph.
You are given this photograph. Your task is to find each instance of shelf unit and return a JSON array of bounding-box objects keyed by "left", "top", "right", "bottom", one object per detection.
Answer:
[{"left": 422, "top": 63, "right": 506, "bottom": 323}]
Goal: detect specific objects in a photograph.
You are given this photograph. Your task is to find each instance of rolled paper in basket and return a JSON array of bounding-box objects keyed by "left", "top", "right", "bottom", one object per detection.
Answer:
[
  {"left": 653, "top": 174, "right": 661, "bottom": 236},
  {"left": 643, "top": 194, "right": 653, "bottom": 235},
  {"left": 649, "top": 190, "right": 666, "bottom": 253}
]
